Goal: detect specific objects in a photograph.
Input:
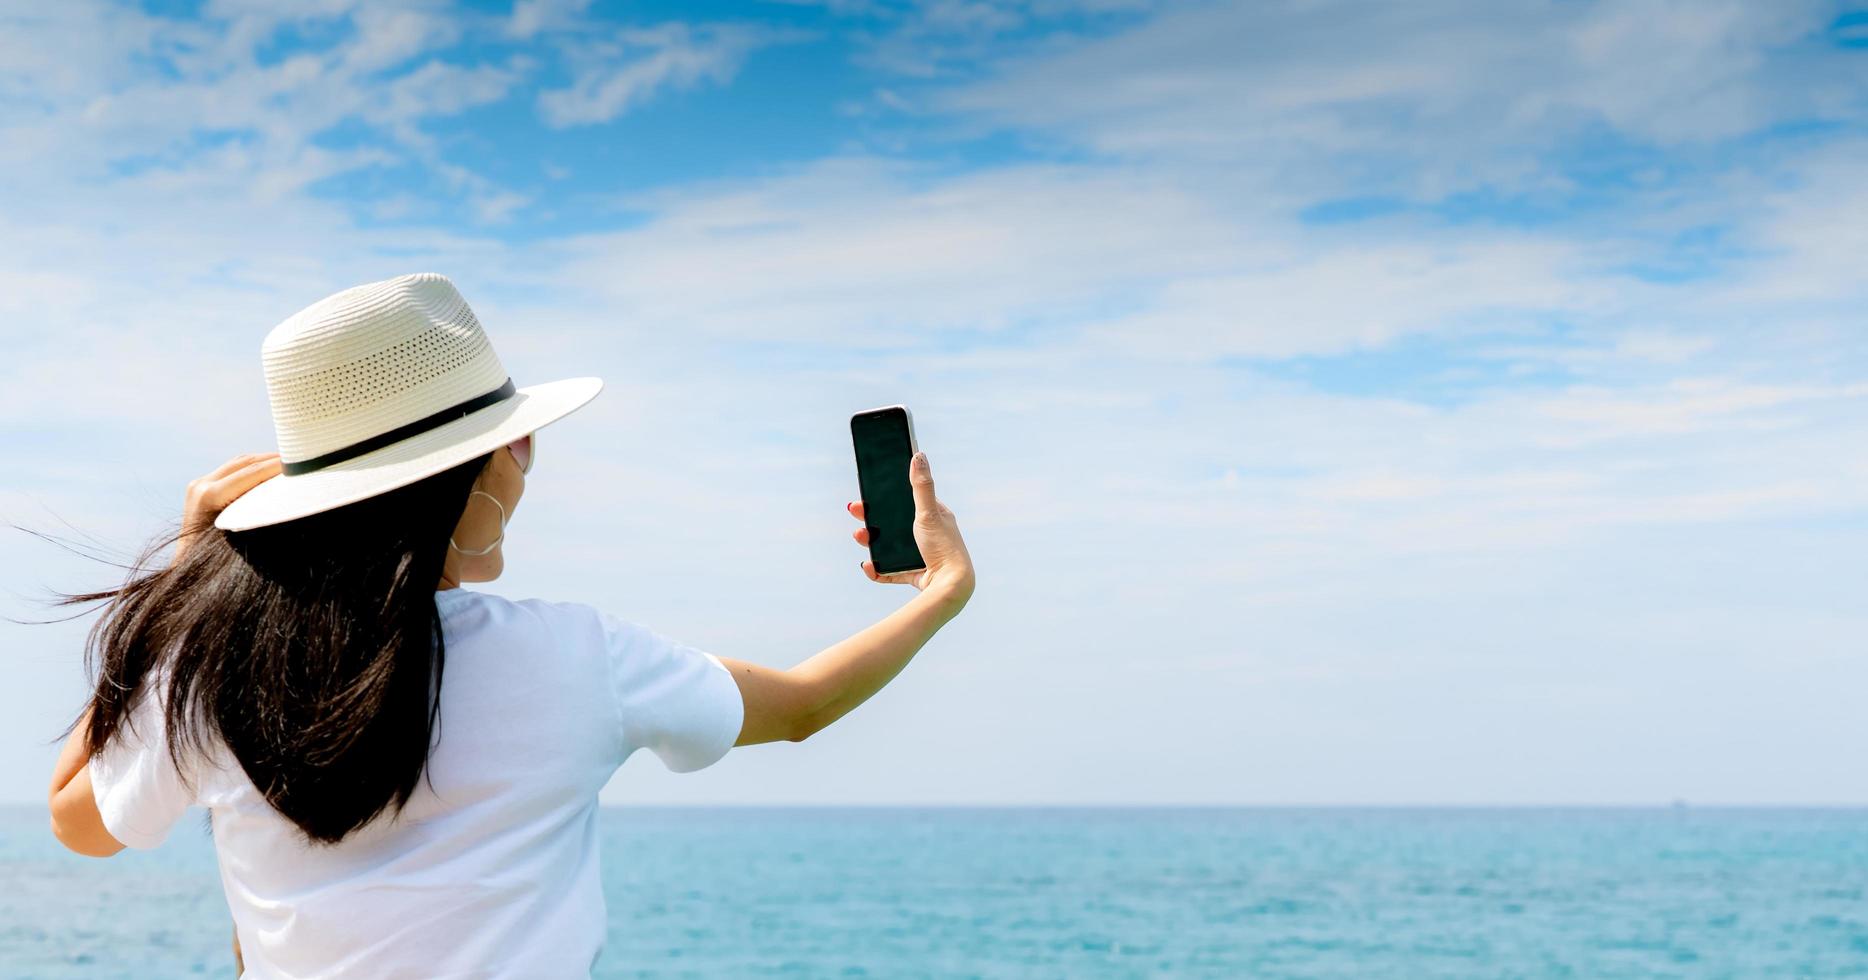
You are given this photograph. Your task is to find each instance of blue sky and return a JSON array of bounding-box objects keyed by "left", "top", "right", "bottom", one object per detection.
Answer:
[{"left": 3, "top": 0, "right": 1867, "bottom": 807}]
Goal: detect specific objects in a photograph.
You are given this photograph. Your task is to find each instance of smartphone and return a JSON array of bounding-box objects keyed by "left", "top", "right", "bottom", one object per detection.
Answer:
[{"left": 850, "top": 404, "right": 925, "bottom": 575}]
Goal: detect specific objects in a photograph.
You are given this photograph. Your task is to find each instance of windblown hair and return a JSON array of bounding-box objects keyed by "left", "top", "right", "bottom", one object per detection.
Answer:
[{"left": 41, "top": 451, "right": 493, "bottom": 845}]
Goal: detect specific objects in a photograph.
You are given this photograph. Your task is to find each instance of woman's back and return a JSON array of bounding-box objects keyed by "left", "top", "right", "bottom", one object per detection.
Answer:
[{"left": 91, "top": 588, "right": 744, "bottom": 979}]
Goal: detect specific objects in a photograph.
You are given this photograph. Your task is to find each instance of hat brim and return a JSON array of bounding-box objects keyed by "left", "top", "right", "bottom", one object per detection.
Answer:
[{"left": 214, "top": 376, "right": 603, "bottom": 532}]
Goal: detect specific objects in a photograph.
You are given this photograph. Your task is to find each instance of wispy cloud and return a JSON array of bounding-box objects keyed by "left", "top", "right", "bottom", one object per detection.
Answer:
[
  {"left": 507, "top": 0, "right": 593, "bottom": 40},
  {"left": 536, "top": 22, "right": 806, "bottom": 127},
  {"left": 0, "top": 0, "right": 525, "bottom": 219},
  {"left": 939, "top": 0, "right": 1861, "bottom": 169}
]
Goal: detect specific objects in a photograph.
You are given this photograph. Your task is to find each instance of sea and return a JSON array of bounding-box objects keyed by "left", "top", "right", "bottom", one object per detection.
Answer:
[{"left": 3, "top": 806, "right": 1866, "bottom": 978}]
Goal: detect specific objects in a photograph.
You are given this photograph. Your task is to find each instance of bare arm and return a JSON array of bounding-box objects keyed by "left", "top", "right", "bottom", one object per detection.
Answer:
[
  {"left": 47, "top": 709, "right": 125, "bottom": 857},
  {"left": 722, "top": 450, "right": 975, "bottom": 745},
  {"left": 720, "top": 583, "right": 967, "bottom": 744}
]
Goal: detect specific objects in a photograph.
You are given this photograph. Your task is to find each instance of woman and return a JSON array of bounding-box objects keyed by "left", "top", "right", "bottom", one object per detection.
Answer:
[{"left": 42, "top": 273, "right": 975, "bottom": 978}]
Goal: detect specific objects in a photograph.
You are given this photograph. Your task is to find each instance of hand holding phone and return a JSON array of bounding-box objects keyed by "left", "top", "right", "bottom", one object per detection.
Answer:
[{"left": 848, "top": 405, "right": 974, "bottom": 600}]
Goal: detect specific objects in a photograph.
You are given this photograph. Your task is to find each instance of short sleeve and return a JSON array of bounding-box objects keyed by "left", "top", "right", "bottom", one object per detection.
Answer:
[
  {"left": 598, "top": 611, "right": 745, "bottom": 773},
  {"left": 88, "top": 683, "right": 197, "bottom": 849}
]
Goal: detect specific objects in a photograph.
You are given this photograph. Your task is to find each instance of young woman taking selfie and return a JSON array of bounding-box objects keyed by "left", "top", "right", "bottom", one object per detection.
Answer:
[{"left": 42, "top": 272, "right": 976, "bottom": 978}]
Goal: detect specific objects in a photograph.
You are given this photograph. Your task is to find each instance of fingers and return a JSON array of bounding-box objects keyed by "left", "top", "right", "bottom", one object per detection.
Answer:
[
  {"left": 204, "top": 452, "right": 278, "bottom": 481},
  {"left": 850, "top": 518, "right": 901, "bottom": 582},
  {"left": 908, "top": 452, "right": 937, "bottom": 516},
  {"left": 848, "top": 503, "right": 879, "bottom": 575},
  {"left": 223, "top": 454, "right": 283, "bottom": 488},
  {"left": 854, "top": 532, "right": 914, "bottom": 584},
  {"left": 196, "top": 455, "right": 282, "bottom": 509}
]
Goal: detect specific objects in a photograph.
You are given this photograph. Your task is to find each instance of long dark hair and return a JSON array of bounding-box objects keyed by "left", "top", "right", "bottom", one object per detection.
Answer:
[{"left": 31, "top": 451, "right": 493, "bottom": 845}]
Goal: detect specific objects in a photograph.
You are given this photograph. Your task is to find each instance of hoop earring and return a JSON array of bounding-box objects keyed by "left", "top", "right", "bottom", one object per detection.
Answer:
[{"left": 449, "top": 489, "right": 507, "bottom": 557}]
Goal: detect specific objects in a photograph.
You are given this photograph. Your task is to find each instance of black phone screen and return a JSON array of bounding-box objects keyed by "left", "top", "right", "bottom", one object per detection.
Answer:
[{"left": 851, "top": 408, "right": 924, "bottom": 575}]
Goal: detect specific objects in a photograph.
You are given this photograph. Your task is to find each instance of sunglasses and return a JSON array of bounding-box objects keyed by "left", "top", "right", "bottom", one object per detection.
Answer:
[{"left": 506, "top": 433, "right": 535, "bottom": 475}]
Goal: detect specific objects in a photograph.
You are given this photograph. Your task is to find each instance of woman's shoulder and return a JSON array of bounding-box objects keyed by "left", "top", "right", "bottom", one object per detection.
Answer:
[{"left": 436, "top": 588, "right": 608, "bottom": 639}]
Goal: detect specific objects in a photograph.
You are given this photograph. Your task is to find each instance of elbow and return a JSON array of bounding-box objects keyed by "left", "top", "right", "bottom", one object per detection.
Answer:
[
  {"left": 786, "top": 708, "right": 823, "bottom": 743},
  {"left": 786, "top": 683, "right": 839, "bottom": 743},
  {"left": 46, "top": 796, "right": 73, "bottom": 851},
  {"left": 48, "top": 792, "right": 125, "bottom": 859},
  {"left": 48, "top": 813, "right": 118, "bottom": 858}
]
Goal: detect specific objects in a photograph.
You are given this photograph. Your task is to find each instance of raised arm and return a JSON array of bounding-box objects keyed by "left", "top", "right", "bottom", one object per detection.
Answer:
[
  {"left": 719, "top": 584, "right": 967, "bottom": 744},
  {"left": 720, "top": 450, "right": 975, "bottom": 745}
]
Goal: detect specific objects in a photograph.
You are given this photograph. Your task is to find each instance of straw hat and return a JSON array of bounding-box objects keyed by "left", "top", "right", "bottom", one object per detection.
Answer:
[{"left": 213, "top": 272, "right": 602, "bottom": 532}]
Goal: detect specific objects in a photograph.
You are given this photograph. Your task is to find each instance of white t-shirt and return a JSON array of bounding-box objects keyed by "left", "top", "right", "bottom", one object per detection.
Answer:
[{"left": 88, "top": 587, "right": 745, "bottom": 979}]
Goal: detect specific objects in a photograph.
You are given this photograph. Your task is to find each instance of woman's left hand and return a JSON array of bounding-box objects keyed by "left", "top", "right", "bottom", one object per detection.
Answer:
[{"left": 177, "top": 453, "right": 282, "bottom": 563}]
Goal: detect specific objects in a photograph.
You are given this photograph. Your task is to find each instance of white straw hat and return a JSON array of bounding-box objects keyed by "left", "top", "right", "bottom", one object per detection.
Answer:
[{"left": 214, "top": 272, "right": 602, "bottom": 532}]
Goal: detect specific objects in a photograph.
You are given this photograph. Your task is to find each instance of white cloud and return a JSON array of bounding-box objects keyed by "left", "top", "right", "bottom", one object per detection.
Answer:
[
  {"left": 508, "top": 0, "right": 593, "bottom": 39},
  {"left": 341, "top": 6, "right": 462, "bottom": 74},
  {"left": 1719, "top": 139, "right": 1868, "bottom": 305},
  {"left": 810, "top": 0, "right": 1153, "bottom": 78},
  {"left": 536, "top": 22, "right": 798, "bottom": 127},
  {"left": 938, "top": 0, "right": 1858, "bottom": 193},
  {"left": 1080, "top": 237, "right": 1603, "bottom": 360},
  {"left": 0, "top": 0, "right": 523, "bottom": 219},
  {"left": 0, "top": 4, "right": 170, "bottom": 106},
  {"left": 533, "top": 157, "right": 1243, "bottom": 341}
]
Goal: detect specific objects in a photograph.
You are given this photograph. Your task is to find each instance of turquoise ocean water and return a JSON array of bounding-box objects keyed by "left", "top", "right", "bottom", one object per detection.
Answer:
[{"left": 3, "top": 806, "right": 1867, "bottom": 977}]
